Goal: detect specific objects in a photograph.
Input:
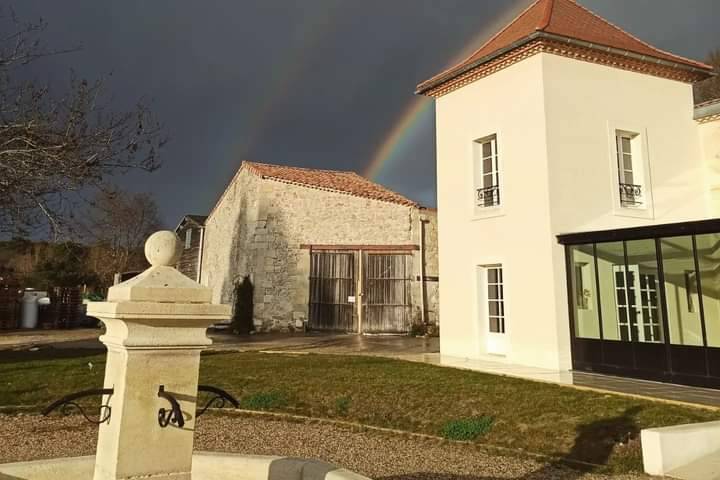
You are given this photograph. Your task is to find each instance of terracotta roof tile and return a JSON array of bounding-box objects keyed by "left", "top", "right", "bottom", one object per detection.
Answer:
[
  {"left": 417, "top": 0, "right": 713, "bottom": 94},
  {"left": 243, "top": 161, "right": 419, "bottom": 207}
]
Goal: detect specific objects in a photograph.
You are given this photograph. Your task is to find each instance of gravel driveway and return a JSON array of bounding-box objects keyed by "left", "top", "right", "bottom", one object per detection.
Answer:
[{"left": 0, "top": 413, "right": 646, "bottom": 480}]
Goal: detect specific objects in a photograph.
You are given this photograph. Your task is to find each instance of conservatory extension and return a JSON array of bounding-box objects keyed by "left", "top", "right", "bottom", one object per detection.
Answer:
[{"left": 560, "top": 219, "right": 720, "bottom": 389}]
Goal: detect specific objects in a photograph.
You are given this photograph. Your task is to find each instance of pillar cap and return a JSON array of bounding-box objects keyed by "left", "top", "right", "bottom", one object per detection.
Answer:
[{"left": 87, "top": 231, "right": 229, "bottom": 319}]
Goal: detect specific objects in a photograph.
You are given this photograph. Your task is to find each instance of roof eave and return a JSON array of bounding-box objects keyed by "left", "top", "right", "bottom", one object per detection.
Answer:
[
  {"left": 415, "top": 32, "right": 544, "bottom": 95},
  {"left": 415, "top": 31, "right": 714, "bottom": 96}
]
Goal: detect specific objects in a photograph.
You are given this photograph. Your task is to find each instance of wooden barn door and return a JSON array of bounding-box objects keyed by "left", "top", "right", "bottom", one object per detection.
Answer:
[
  {"left": 308, "top": 252, "right": 356, "bottom": 332},
  {"left": 363, "top": 253, "right": 412, "bottom": 333}
]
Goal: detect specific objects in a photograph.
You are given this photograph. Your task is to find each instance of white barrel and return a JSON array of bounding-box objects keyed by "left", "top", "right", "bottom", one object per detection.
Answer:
[{"left": 20, "top": 291, "right": 48, "bottom": 329}]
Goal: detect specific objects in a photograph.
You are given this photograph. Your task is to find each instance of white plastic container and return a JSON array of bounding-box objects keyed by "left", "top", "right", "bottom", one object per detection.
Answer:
[{"left": 20, "top": 290, "right": 49, "bottom": 329}]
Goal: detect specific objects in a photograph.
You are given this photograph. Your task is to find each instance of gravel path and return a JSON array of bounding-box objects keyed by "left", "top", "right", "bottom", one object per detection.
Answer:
[{"left": 0, "top": 413, "right": 646, "bottom": 479}]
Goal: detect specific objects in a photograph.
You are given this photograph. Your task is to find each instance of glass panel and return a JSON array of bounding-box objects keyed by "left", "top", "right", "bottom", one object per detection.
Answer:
[
  {"left": 482, "top": 141, "right": 492, "bottom": 158},
  {"left": 621, "top": 137, "right": 632, "bottom": 154},
  {"left": 623, "top": 154, "right": 633, "bottom": 172},
  {"left": 596, "top": 241, "right": 626, "bottom": 341},
  {"left": 483, "top": 158, "right": 493, "bottom": 174},
  {"left": 569, "top": 244, "right": 600, "bottom": 339},
  {"left": 487, "top": 268, "right": 498, "bottom": 284},
  {"left": 623, "top": 171, "right": 634, "bottom": 185},
  {"left": 661, "top": 236, "right": 703, "bottom": 346},
  {"left": 626, "top": 239, "right": 663, "bottom": 343},
  {"left": 696, "top": 234, "right": 720, "bottom": 347},
  {"left": 488, "top": 285, "right": 500, "bottom": 300}
]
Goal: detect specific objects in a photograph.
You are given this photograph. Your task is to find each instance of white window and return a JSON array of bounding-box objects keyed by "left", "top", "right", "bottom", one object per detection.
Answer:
[
  {"left": 185, "top": 229, "right": 192, "bottom": 249},
  {"left": 473, "top": 135, "right": 500, "bottom": 209},
  {"left": 615, "top": 131, "right": 643, "bottom": 208},
  {"left": 486, "top": 266, "right": 505, "bottom": 334},
  {"left": 574, "top": 262, "right": 591, "bottom": 310}
]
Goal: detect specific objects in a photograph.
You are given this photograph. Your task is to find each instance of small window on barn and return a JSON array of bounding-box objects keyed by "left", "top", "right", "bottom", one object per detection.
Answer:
[{"left": 185, "top": 229, "right": 192, "bottom": 249}]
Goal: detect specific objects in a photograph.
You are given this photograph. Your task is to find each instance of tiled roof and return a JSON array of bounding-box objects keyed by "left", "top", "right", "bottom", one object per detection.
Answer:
[
  {"left": 244, "top": 161, "right": 419, "bottom": 207},
  {"left": 174, "top": 214, "right": 208, "bottom": 232},
  {"left": 185, "top": 215, "right": 208, "bottom": 225},
  {"left": 417, "top": 0, "right": 713, "bottom": 94}
]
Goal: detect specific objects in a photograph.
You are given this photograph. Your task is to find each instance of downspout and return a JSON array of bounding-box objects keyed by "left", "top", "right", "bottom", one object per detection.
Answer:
[
  {"left": 358, "top": 249, "right": 364, "bottom": 334},
  {"left": 196, "top": 227, "right": 205, "bottom": 283},
  {"left": 418, "top": 213, "right": 428, "bottom": 326}
]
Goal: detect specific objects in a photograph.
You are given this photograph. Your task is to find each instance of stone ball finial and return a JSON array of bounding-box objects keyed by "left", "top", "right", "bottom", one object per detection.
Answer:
[{"left": 144, "top": 231, "right": 183, "bottom": 267}]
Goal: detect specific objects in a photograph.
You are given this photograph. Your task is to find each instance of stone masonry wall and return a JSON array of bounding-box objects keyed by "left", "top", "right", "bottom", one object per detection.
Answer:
[
  {"left": 201, "top": 170, "right": 262, "bottom": 304},
  {"left": 201, "top": 169, "right": 440, "bottom": 332},
  {"left": 176, "top": 225, "right": 202, "bottom": 281}
]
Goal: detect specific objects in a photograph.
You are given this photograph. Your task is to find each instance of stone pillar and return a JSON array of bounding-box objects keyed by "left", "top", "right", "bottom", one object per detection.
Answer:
[{"left": 87, "top": 231, "right": 231, "bottom": 480}]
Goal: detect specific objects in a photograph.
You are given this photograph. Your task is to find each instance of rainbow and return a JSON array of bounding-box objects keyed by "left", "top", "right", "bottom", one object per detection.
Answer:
[
  {"left": 238, "top": 3, "right": 343, "bottom": 157},
  {"left": 363, "top": 0, "right": 527, "bottom": 180}
]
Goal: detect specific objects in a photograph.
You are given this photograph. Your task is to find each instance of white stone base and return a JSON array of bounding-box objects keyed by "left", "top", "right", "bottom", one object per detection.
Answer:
[
  {"left": 642, "top": 420, "right": 720, "bottom": 479},
  {"left": 0, "top": 452, "right": 370, "bottom": 480}
]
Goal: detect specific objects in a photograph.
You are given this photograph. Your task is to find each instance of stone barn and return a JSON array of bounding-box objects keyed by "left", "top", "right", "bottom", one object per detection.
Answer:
[
  {"left": 196, "top": 161, "right": 438, "bottom": 333},
  {"left": 175, "top": 214, "right": 207, "bottom": 282}
]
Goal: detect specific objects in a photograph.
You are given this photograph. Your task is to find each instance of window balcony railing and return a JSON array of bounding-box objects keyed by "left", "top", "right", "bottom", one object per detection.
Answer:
[
  {"left": 619, "top": 183, "right": 643, "bottom": 206},
  {"left": 476, "top": 185, "right": 500, "bottom": 207}
]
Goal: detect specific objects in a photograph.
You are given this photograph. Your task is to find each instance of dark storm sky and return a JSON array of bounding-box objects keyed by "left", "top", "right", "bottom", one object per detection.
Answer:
[{"left": 12, "top": 0, "right": 720, "bottom": 227}]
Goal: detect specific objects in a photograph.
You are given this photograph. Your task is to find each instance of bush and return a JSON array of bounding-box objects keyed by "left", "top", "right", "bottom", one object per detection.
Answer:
[
  {"left": 335, "top": 396, "right": 351, "bottom": 416},
  {"left": 240, "top": 391, "right": 286, "bottom": 410},
  {"left": 409, "top": 323, "right": 427, "bottom": 337},
  {"left": 232, "top": 276, "right": 254, "bottom": 334},
  {"left": 440, "top": 416, "right": 494, "bottom": 440}
]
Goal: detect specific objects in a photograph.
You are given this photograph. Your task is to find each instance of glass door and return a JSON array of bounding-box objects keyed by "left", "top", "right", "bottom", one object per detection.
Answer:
[{"left": 612, "top": 265, "right": 662, "bottom": 343}]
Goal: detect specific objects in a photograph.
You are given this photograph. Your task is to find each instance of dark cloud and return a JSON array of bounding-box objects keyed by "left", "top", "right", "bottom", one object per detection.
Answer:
[{"left": 10, "top": 0, "right": 720, "bottom": 226}]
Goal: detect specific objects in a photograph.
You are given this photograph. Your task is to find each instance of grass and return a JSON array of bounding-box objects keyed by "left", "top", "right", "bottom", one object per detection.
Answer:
[{"left": 1, "top": 349, "right": 719, "bottom": 473}]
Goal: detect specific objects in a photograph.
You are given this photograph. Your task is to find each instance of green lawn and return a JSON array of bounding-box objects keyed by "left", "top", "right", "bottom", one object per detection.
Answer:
[{"left": 1, "top": 350, "right": 718, "bottom": 473}]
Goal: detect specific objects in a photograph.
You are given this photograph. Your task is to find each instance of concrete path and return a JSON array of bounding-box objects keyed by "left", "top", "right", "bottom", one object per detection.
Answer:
[{"left": 0, "top": 328, "right": 440, "bottom": 358}]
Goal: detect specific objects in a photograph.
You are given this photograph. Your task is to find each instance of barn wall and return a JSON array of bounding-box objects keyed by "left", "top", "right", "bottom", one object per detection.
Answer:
[
  {"left": 201, "top": 169, "right": 440, "bottom": 332},
  {"left": 176, "top": 224, "right": 203, "bottom": 281}
]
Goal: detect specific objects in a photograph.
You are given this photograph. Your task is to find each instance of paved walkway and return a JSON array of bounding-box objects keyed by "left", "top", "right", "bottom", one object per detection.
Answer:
[
  {"left": 0, "top": 328, "right": 439, "bottom": 356},
  {"left": 413, "top": 354, "right": 720, "bottom": 408}
]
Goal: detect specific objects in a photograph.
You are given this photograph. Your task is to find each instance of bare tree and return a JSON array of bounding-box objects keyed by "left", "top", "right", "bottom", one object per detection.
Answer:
[
  {"left": 695, "top": 48, "right": 720, "bottom": 104},
  {"left": 84, "top": 188, "right": 163, "bottom": 287},
  {"left": 0, "top": 10, "right": 165, "bottom": 238}
]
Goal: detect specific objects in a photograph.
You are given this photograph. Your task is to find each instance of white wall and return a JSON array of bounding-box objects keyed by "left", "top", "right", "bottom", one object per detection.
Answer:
[
  {"left": 435, "top": 51, "right": 713, "bottom": 371},
  {"left": 435, "top": 55, "right": 565, "bottom": 368},
  {"left": 699, "top": 117, "right": 720, "bottom": 215},
  {"left": 543, "top": 53, "right": 709, "bottom": 233},
  {"left": 543, "top": 54, "right": 711, "bottom": 366}
]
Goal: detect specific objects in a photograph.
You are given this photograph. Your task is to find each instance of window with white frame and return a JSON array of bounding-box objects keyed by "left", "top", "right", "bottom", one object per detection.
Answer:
[
  {"left": 185, "top": 229, "right": 192, "bottom": 249},
  {"left": 487, "top": 266, "right": 505, "bottom": 334},
  {"left": 473, "top": 135, "right": 500, "bottom": 209},
  {"left": 615, "top": 131, "right": 644, "bottom": 208}
]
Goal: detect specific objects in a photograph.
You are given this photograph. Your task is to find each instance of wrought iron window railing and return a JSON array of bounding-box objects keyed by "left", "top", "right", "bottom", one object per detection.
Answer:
[
  {"left": 619, "top": 183, "right": 643, "bottom": 206},
  {"left": 476, "top": 185, "right": 500, "bottom": 207}
]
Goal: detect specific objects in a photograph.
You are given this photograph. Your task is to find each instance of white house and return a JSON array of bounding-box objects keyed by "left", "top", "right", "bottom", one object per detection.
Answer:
[{"left": 417, "top": 0, "right": 720, "bottom": 388}]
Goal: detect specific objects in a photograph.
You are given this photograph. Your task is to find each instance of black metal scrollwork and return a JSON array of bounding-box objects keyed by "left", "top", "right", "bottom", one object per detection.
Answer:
[
  {"left": 43, "top": 388, "right": 114, "bottom": 424},
  {"left": 157, "top": 385, "right": 185, "bottom": 428},
  {"left": 619, "top": 183, "right": 643, "bottom": 206},
  {"left": 196, "top": 385, "right": 239, "bottom": 418}
]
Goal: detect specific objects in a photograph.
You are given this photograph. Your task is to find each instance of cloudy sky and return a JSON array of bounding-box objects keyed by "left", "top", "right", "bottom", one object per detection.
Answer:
[{"left": 12, "top": 0, "right": 720, "bottom": 227}]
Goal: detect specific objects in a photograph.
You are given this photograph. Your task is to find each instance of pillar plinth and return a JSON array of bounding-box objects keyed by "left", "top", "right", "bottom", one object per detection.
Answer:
[{"left": 87, "top": 231, "right": 231, "bottom": 480}]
